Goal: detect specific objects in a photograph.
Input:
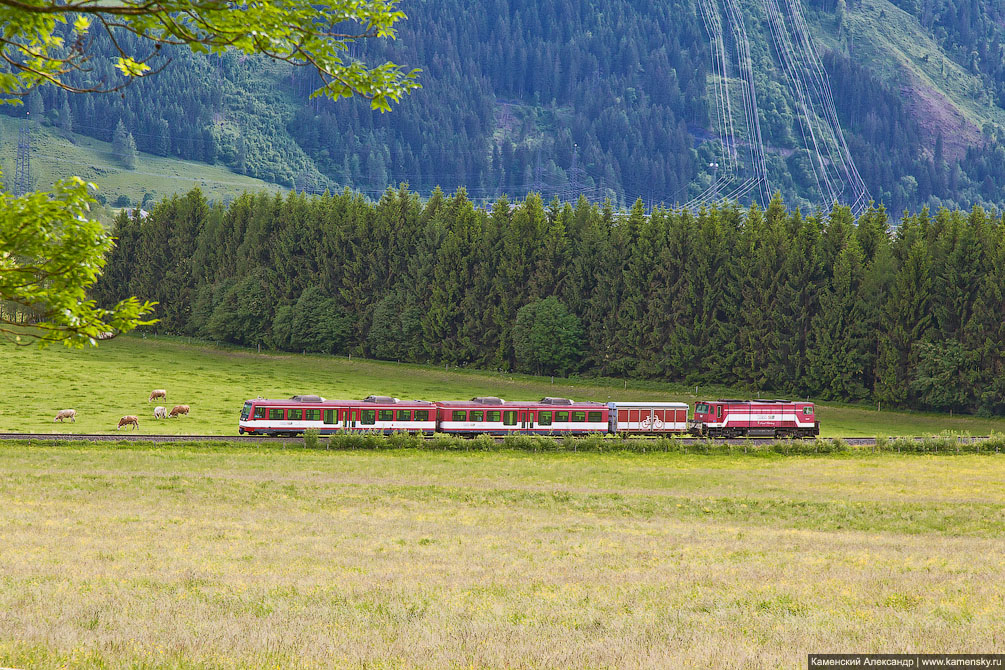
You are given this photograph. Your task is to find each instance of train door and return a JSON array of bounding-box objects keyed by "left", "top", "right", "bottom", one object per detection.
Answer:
[
  {"left": 341, "top": 409, "right": 355, "bottom": 430},
  {"left": 641, "top": 408, "right": 654, "bottom": 431},
  {"left": 676, "top": 408, "right": 687, "bottom": 427},
  {"left": 521, "top": 410, "right": 534, "bottom": 432}
]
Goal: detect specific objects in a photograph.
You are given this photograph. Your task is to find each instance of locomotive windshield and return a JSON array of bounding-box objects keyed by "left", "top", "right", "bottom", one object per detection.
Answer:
[
  {"left": 695, "top": 403, "right": 709, "bottom": 414},
  {"left": 240, "top": 401, "right": 252, "bottom": 421}
]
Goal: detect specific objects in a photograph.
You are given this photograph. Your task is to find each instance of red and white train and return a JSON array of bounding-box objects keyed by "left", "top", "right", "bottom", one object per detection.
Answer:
[
  {"left": 689, "top": 399, "right": 818, "bottom": 438},
  {"left": 239, "top": 395, "right": 818, "bottom": 438}
]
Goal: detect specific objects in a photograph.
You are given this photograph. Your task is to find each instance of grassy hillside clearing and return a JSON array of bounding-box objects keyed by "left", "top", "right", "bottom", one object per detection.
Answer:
[
  {"left": 811, "top": 0, "right": 1005, "bottom": 157},
  {"left": 1, "top": 335, "right": 1002, "bottom": 437},
  {"left": 1, "top": 443, "right": 1003, "bottom": 668},
  {"left": 0, "top": 116, "right": 280, "bottom": 221}
]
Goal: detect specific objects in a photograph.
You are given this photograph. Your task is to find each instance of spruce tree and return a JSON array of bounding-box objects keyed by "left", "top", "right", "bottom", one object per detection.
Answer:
[
  {"left": 58, "top": 99, "right": 72, "bottom": 135},
  {"left": 875, "top": 239, "right": 934, "bottom": 406},
  {"left": 112, "top": 120, "right": 137, "bottom": 169},
  {"left": 807, "top": 236, "right": 870, "bottom": 399}
]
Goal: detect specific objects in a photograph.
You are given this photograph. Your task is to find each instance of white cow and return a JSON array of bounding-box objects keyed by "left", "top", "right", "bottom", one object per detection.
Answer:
[
  {"left": 53, "top": 409, "right": 76, "bottom": 423},
  {"left": 154, "top": 406, "right": 167, "bottom": 419}
]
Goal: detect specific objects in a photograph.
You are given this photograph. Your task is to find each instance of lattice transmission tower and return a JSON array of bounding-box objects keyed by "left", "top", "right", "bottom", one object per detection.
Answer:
[{"left": 14, "top": 122, "right": 32, "bottom": 197}]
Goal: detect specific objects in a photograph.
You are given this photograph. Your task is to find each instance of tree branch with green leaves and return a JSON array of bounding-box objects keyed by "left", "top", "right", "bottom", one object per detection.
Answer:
[
  {"left": 0, "top": 0, "right": 418, "bottom": 347},
  {"left": 0, "top": 171, "right": 157, "bottom": 346},
  {"left": 0, "top": 0, "right": 420, "bottom": 109}
]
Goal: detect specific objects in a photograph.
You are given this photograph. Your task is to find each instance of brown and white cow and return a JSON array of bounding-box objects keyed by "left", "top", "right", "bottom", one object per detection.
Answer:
[
  {"left": 168, "top": 405, "right": 190, "bottom": 418},
  {"left": 149, "top": 389, "right": 167, "bottom": 402},
  {"left": 153, "top": 406, "right": 167, "bottom": 419},
  {"left": 53, "top": 409, "right": 76, "bottom": 423},
  {"left": 117, "top": 415, "right": 139, "bottom": 430}
]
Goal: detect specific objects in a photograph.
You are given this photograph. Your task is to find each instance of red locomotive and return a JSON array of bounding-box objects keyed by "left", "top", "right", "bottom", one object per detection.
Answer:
[{"left": 689, "top": 399, "right": 818, "bottom": 438}]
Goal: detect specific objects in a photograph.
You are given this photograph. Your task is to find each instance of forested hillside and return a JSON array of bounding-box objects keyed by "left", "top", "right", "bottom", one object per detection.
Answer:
[
  {"left": 3, "top": 0, "right": 1004, "bottom": 213},
  {"left": 95, "top": 188, "right": 1005, "bottom": 414}
]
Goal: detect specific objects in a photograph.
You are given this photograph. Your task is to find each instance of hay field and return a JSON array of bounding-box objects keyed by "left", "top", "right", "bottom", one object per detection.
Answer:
[
  {"left": 1, "top": 443, "right": 1004, "bottom": 668},
  {"left": 2, "top": 335, "right": 1004, "bottom": 437}
]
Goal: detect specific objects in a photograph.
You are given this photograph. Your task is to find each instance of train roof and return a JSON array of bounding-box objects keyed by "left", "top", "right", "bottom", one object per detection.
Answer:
[
  {"left": 247, "top": 397, "right": 435, "bottom": 406},
  {"left": 705, "top": 399, "right": 812, "bottom": 405},
  {"left": 437, "top": 397, "right": 605, "bottom": 408},
  {"left": 611, "top": 401, "right": 689, "bottom": 408}
]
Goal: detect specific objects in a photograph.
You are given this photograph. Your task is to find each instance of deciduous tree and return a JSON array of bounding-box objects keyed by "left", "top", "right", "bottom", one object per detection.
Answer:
[{"left": 0, "top": 0, "right": 419, "bottom": 346}]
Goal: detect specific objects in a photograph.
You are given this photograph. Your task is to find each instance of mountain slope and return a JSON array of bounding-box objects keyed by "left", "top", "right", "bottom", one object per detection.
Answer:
[
  {"left": 0, "top": 116, "right": 279, "bottom": 223},
  {"left": 3, "top": 0, "right": 1004, "bottom": 213}
]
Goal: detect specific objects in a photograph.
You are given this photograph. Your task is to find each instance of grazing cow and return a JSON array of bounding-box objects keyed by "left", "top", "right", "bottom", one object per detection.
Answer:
[
  {"left": 169, "top": 404, "right": 190, "bottom": 418},
  {"left": 149, "top": 389, "right": 167, "bottom": 402},
  {"left": 153, "top": 406, "right": 167, "bottom": 419},
  {"left": 117, "top": 415, "right": 139, "bottom": 430},
  {"left": 53, "top": 409, "right": 76, "bottom": 423}
]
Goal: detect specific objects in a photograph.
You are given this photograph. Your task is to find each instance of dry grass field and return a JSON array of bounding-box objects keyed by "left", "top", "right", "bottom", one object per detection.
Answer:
[{"left": 2, "top": 442, "right": 1004, "bottom": 668}]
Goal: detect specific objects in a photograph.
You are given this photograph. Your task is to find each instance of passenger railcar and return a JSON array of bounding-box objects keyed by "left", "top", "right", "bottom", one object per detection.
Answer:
[
  {"left": 608, "top": 401, "right": 689, "bottom": 434},
  {"left": 239, "top": 395, "right": 436, "bottom": 436},
  {"left": 689, "top": 399, "right": 818, "bottom": 438},
  {"left": 437, "top": 396, "right": 608, "bottom": 436}
]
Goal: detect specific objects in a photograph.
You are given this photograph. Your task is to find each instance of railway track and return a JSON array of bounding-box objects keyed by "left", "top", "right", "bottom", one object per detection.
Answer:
[{"left": 2, "top": 433, "right": 989, "bottom": 448}]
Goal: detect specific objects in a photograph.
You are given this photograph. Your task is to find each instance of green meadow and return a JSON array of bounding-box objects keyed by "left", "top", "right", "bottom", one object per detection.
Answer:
[
  {"left": 1, "top": 442, "right": 1004, "bottom": 668},
  {"left": 0, "top": 116, "right": 279, "bottom": 225},
  {"left": 1, "top": 335, "right": 1003, "bottom": 437}
]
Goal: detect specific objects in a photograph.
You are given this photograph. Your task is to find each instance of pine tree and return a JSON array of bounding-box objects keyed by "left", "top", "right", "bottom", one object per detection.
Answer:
[
  {"left": 875, "top": 238, "right": 934, "bottom": 406},
  {"left": 112, "top": 120, "right": 137, "bottom": 169},
  {"left": 26, "top": 90, "right": 44, "bottom": 120},
  {"left": 960, "top": 214, "right": 1005, "bottom": 414},
  {"left": 807, "top": 235, "right": 870, "bottom": 399},
  {"left": 58, "top": 99, "right": 72, "bottom": 135}
]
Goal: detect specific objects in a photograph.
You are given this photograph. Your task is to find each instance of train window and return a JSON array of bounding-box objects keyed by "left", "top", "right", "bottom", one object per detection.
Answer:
[
  {"left": 538, "top": 411, "right": 552, "bottom": 426},
  {"left": 571, "top": 411, "right": 586, "bottom": 422},
  {"left": 396, "top": 410, "right": 411, "bottom": 421},
  {"left": 414, "top": 410, "right": 429, "bottom": 422},
  {"left": 587, "top": 411, "right": 602, "bottom": 423},
  {"left": 803, "top": 407, "right": 813, "bottom": 415},
  {"left": 378, "top": 410, "right": 393, "bottom": 422},
  {"left": 452, "top": 410, "right": 466, "bottom": 421},
  {"left": 254, "top": 406, "right": 267, "bottom": 419},
  {"left": 305, "top": 409, "right": 321, "bottom": 421},
  {"left": 487, "top": 410, "right": 501, "bottom": 422},
  {"left": 269, "top": 408, "right": 285, "bottom": 420},
  {"left": 503, "top": 410, "right": 517, "bottom": 425},
  {"left": 470, "top": 411, "right": 484, "bottom": 421},
  {"left": 361, "top": 410, "right": 376, "bottom": 424},
  {"left": 716, "top": 406, "right": 723, "bottom": 419},
  {"left": 241, "top": 402, "right": 252, "bottom": 420},
  {"left": 555, "top": 411, "right": 569, "bottom": 422},
  {"left": 323, "top": 409, "right": 335, "bottom": 424},
  {"left": 287, "top": 408, "right": 303, "bottom": 421}
]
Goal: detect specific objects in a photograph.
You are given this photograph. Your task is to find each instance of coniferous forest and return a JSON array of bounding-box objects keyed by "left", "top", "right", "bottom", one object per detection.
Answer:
[
  {"left": 5, "top": 0, "right": 1005, "bottom": 212},
  {"left": 95, "top": 188, "right": 1005, "bottom": 415}
]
